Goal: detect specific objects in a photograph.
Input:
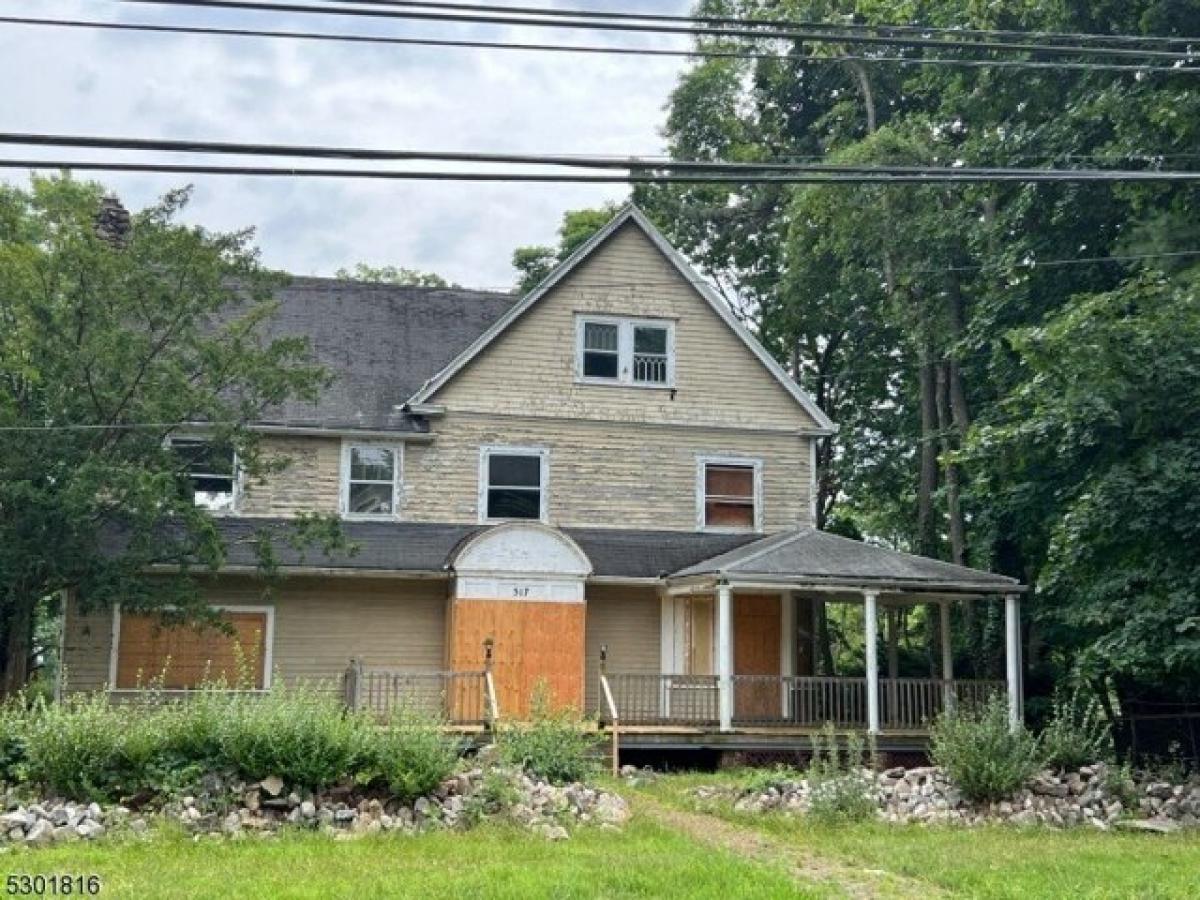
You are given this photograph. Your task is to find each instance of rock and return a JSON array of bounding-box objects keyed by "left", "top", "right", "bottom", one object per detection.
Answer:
[
  {"left": 0, "top": 810, "right": 33, "bottom": 830},
  {"left": 24, "top": 820, "right": 53, "bottom": 846},
  {"left": 76, "top": 820, "right": 105, "bottom": 840},
  {"left": 243, "top": 791, "right": 261, "bottom": 812},
  {"left": 300, "top": 801, "right": 317, "bottom": 819},
  {"left": 1118, "top": 818, "right": 1180, "bottom": 835},
  {"left": 260, "top": 776, "right": 285, "bottom": 798},
  {"left": 593, "top": 794, "right": 631, "bottom": 827}
]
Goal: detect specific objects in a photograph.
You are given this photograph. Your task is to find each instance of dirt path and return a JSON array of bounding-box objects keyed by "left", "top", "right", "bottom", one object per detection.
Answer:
[{"left": 634, "top": 795, "right": 942, "bottom": 900}]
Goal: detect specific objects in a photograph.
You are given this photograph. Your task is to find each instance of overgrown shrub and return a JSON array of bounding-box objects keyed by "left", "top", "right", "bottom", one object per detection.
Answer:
[
  {"left": 0, "top": 696, "right": 34, "bottom": 784},
  {"left": 214, "top": 685, "right": 374, "bottom": 788},
  {"left": 931, "top": 694, "right": 1043, "bottom": 803},
  {"left": 739, "top": 764, "right": 801, "bottom": 795},
  {"left": 496, "top": 686, "right": 598, "bottom": 784},
  {"left": 21, "top": 693, "right": 140, "bottom": 799},
  {"left": 1040, "top": 688, "right": 1113, "bottom": 770},
  {"left": 359, "top": 710, "right": 460, "bottom": 800},
  {"left": 805, "top": 725, "right": 876, "bottom": 823}
]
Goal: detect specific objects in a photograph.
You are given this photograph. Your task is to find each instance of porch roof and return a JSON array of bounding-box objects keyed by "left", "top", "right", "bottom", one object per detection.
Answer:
[{"left": 669, "top": 528, "right": 1023, "bottom": 594}]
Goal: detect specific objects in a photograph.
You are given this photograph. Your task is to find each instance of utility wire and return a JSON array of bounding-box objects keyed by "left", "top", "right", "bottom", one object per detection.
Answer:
[
  {"left": 7, "top": 132, "right": 1199, "bottom": 179},
  {"left": 7, "top": 16, "right": 1195, "bottom": 74},
  {"left": 294, "top": 0, "right": 1200, "bottom": 49},
  {"left": 7, "top": 159, "right": 1200, "bottom": 182},
  {"left": 118, "top": 0, "right": 1200, "bottom": 62}
]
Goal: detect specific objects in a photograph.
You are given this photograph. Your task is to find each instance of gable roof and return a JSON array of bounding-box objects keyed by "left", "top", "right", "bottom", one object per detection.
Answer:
[
  {"left": 251, "top": 277, "right": 517, "bottom": 432},
  {"left": 407, "top": 205, "right": 836, "bottom": 434},
  {"left": 671, "top": 528, "right": 1023, "bottom": 593}
]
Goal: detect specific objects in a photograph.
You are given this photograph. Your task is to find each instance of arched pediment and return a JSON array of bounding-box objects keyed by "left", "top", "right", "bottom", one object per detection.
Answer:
[{"left": 451, "top": 524, "right": 591, "bottom": 603}]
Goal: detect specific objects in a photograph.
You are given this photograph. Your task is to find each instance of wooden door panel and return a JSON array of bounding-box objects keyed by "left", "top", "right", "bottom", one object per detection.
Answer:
[{"left": 734, "top": 594, "right": 781, "bottom": 719}]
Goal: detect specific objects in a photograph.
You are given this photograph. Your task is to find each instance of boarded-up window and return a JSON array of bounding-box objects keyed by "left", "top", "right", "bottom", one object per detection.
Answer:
[
  {"left": 684, "top": 596, "right": 714, "bottom": 676},
  {"left": 115, "top": 610, "right": 268, "bottom": 689},
  {"left": 703, "top": 463, "right": 757, "bottom": 529}
]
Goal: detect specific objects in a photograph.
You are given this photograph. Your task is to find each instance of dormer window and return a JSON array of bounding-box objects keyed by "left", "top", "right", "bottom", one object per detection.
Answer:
[{"left": 576, "top": 316, "right": 674, "bottom": 387}]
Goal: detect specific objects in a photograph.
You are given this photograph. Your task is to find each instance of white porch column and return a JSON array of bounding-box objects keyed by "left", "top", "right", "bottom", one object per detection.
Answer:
[
  {"left": 863, "top": 590, "right": 880, "bottom": 734},
  {"left": 940, "top": 601, "right": 955, "bottom": 712},
  {"left": 780, "top": 591, "right": 796, "bottom": 718},
  {"left": 1005, "top": 593, "right": 1022, "bottom": 728},
  {"left": 717, "top": 583, "right": 734, "bottom": 732}
]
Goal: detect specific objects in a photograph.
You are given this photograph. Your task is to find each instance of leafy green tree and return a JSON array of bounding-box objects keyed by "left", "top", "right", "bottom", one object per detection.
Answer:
[
  {"left": 333, "top": 263, "right": 454, "bottom": 288},
  {"left": 0, "top": 176, "right": 339, "bottom": 695},
  {"left": 512, "top": 203, "right": 623, "bottom": 292}
]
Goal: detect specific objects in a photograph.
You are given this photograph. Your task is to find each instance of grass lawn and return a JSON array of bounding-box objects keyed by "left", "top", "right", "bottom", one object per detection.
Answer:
[
  {"left": 0, "top": 820, "right": 812, "bottom": 900},
  {"left": 636, "top": 772, "right": 1200, "bottom": 899}
]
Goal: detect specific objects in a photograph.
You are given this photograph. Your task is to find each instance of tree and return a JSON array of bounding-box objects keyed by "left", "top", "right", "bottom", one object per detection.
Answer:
[
  {"left": 512, "top": 203, "right": 623, "bottom": 292},
  {"left": 0, "top": 176, "right": 338, "bottom": 695},
  {"left": 333, "top": 263, "right": 454, "bottom": 288}
]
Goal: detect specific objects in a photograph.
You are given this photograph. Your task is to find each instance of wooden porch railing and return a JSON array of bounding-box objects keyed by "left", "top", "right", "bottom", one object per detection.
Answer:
[
  {"left": 343, "top": 660, "right": 498, "bottom": 726},
  {"left": 604, "top": 672, "right": 1006, "bottom": 731}
]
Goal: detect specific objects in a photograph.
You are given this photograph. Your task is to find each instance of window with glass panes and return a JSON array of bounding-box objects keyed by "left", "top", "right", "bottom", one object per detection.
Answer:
[
  {"left": 483, "top": 449, "right": 545, "bottom": 521},
  {"left": 577, "top": 316, "right": 673, "bottom": 386},
  {"left": 345, "top": 445, "right": 398, "bottom": 516},
  {"left": 172, "top": 438, "right": 236, "bottom": 511}
]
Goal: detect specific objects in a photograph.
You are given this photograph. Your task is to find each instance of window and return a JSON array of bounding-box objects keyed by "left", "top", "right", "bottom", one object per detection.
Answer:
[
  {"left": 342, "top": 444, "right": 401, "bottom": 517},
  {"left": 698, "top": 457, "right": 762, "bottom": 531},
  {"left": 172, "top": 438, "right": 236, "bottom": 511},
  {"left": 111, "top": 606, "right": 272, "bottom": 690},
  {"left": 576, "top": 316, "right": 674, "bottom": 387},
  {"left": 480, "top": 447, "right": 547, "bottom": 522}
]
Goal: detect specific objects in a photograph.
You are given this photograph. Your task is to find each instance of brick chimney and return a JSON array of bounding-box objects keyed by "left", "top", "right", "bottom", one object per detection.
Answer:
[{"left": 94, "top": 192, "right": 132, "bottom": 247}]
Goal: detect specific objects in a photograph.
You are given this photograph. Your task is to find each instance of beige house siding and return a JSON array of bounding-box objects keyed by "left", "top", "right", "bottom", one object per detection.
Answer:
[
  {"left": 431, "top": 220, "right": 819, "bottom": 432},
  {"left": 61, "top": 576, "right": 448, "bottom": 695},
  {"left": 405, "top": 412, "right": 811, "bottom": 531},
  {"left": 583, "top": 584, "right": 661, "bottom": 715},
  {"left": 237, "top": 436, "right": 341, "bottom": 517}
]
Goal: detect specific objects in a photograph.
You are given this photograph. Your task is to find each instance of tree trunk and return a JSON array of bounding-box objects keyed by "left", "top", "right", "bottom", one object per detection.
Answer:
[
  {"left": 936, "top": 362, "right": 967, "bottom": 566},
  {"left": 0, "top": 595, "right": 35, "bottom": 697},
  {"left": 917, "top": 352, "right": 940, "bottom": 558}
]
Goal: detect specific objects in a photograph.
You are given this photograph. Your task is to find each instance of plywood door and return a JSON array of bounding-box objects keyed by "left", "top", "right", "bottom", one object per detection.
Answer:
[
  {"left": 449, "top": 599, "right": 586, "bottom": 718},
  {"left": 734, "top": 594, "right": 781, "bottom": 720}
]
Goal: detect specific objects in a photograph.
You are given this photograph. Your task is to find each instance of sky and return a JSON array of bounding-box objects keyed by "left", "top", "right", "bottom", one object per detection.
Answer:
[{"left": 0, "top": 0, "right": 694, "bottom": 289}]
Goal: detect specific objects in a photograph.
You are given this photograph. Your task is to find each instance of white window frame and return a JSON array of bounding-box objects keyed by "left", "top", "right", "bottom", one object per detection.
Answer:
[
  {"left": 478, "top": 445, "right": 550, "bottom": 524},
  {"left": 108, "top": 604, "right": 275, "bottom": 693},
  {"left": 169, "top": 435, "right": 241, "bottom": 515},
  {"left": 575, "top": 315, "right": 676, "bottom": 388},
  {"left": 696, "top": 455, "right": 764, "bottom": 533},
  {"left": 339, "top": 441, "right": 404, "bottom": 519}
]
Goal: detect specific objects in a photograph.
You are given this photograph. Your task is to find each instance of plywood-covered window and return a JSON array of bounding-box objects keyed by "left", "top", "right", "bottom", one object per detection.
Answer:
[
  {"left": 112, "top": 607, "right": 272, "bottom": 690},
  {"left": 684, "top": 596, "right": 715, "bottom": 676},
  {"left": 698, "top": 456, "right": 762, "bottom": 532}
]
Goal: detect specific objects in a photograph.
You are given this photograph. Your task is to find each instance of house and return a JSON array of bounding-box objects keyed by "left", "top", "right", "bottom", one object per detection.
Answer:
[{"left": 59, "top": 206, "right": 1024, "bottom": 753}]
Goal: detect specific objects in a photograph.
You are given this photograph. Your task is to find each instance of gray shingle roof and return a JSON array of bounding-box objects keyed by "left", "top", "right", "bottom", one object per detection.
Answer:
[
  {"left": 187, "top": 519, "right": 761, "bottom": 579},
  {"left": 670, "top": 528, "right": 1022, "bottom": 592},
  {"left": 249, "top": 278, "right": 518, "bottom": 432}
]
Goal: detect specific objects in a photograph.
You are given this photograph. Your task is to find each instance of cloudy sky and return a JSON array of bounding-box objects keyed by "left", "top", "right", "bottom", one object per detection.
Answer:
[{"left": 0, "top": 0, "right": 694, "bottom": 288}]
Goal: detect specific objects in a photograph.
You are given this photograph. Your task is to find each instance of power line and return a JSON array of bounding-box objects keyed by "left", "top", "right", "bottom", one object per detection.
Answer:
[
  {"left": 8, "top": 158, "right": 1200, "bottom": 182},
  {"left": 7, "top": 132, "right": 1198, "bottom": 179},
  {"left": 118, "top": 0, "right": 1200, "bottom": 63},
  {"left": 7, "top": 15, "right": 1195, "bottom": 74},
  {"left": 288, "top": 0, "right": 1200, "bottom": 49}
]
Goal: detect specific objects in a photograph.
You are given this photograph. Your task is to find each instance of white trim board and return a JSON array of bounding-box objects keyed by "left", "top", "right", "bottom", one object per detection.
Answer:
[
  {"left": 108, "top": 604, "right": 276, "bottom": 692},
  {"left": 407, "top": 205, "right": 836, "bottom": 434}
]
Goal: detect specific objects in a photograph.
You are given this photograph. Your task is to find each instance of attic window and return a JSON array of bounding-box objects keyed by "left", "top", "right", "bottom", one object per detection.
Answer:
[
  {"left": 698, "top": 457, "right": 762, "bottom": 532},
  {"left": 576, "top": 316, "right": 674, "bottom": 387}
]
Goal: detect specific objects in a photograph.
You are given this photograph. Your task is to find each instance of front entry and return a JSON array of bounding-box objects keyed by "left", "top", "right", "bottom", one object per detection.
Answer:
[
  {"left": 448, "top": 524, "right": 592, "bottom": 718},
  {"left": 733, "top": 593, "right": 782, "bottom": 719}
]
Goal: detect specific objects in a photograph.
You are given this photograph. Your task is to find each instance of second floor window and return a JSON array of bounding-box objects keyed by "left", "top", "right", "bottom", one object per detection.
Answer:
[
  {"left": 342, "top": 444, "right": 400, "bottom": 517},
  {"left": 698, "top": 457, "right": 762, "bottom": 532},
  {"left": 481, "top": 447, "right": 547, "bottom": 522},
  {"left": 172, "top": 437, "right": 236, "bottom": 512},
  {"left": 577, "top": 316, "right": 674, "bottom": 387}
]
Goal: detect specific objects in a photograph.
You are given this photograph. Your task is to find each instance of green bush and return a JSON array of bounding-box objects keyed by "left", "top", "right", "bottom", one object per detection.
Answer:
[
  {"left": 22, "top": 693, "right": 140, "bottom": 799},
  {"left": 496, "top": 687, "right": 598, "bottom": 784},
  {"left": 805, "top": 725, "right": 877, "bottom": 824},
  {"left": 1040, "top": 688, "right": 1113, "bottom": 770},
  {"left": 0, "top": 696, "right": 35, "bottom": 784},
  {"left": 931, "top": 694, "right": 1043, "bottom": 803},
  {"left": 359, "top": 710, "right": 460, "bottom": 801},
  {"left": 214, "top": 685, "right": 374, "bottom": 789}
]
